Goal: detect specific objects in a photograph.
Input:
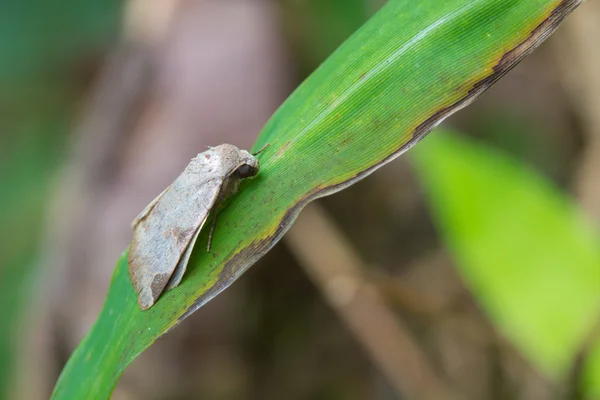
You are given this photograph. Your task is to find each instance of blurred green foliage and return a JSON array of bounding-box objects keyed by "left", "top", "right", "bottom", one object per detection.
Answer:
[
  {"left": 0, "top": 0, "right": 119, "bottom": 89},
  {"left": 413, "top": 130, "right": 600, "bottom": 390},
  {"left": 0, "top": 1, "right": 120, "bottom": 398}
]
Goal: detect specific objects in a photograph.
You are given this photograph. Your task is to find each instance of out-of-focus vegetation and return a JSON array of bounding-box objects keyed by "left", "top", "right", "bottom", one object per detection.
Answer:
[
  {"left": 0, "top": 1, "right": 120, "bottom": 397},
  {"left": 279, "top": 0, "right": 370, "bottom": 76}
]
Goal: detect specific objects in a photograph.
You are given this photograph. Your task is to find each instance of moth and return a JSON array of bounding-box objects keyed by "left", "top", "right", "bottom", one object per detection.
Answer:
[{"left": 128, "top": 143, "right": 268, "bottom": 310}]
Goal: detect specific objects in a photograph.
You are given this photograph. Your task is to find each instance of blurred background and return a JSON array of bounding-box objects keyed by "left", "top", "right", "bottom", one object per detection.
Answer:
[{"left": 1, "top": 0, "right": 599, "bottom": 399}]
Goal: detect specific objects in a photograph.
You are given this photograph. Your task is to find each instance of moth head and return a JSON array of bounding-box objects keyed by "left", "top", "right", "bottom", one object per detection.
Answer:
[{"left": 236, "top": 153, "right": 259, "bottom": 179}]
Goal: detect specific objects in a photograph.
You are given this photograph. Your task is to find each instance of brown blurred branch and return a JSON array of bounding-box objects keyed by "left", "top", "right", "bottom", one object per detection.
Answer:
[
  {"left": 367, "top": 270, "right": 444, "bottom": 317},
  {"left": 554, "top": 1, "right": 600, "bottom": 220},
  {"left": 285, "top": 203, "right": 456, "bottom": 400},
  {"left": 366, "top": 248, "right": 469, "bottom": 319}
]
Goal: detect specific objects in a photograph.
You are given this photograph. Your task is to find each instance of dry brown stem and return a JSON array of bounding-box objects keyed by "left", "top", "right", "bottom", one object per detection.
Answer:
[{"left": 285, "top": 203, "right": 456, "bottom": 400}]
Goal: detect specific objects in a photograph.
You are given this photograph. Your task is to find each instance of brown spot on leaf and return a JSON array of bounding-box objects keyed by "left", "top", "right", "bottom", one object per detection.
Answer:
[{"left": 275, "top": 139, "right": 293, "bottom": 157}]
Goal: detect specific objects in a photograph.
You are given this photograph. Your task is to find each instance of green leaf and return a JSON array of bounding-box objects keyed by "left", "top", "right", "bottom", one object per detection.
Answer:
[
  {"left": 52, "top": 0, "right": 582, "bottom": 398},
  {"left": 411, "top": 130, "right": 600, "bottom": 378}
]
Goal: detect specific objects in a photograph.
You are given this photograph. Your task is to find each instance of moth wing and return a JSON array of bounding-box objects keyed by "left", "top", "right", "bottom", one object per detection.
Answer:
[
  {"left": 165, "top": 218, "right": 204, "bottom": 291},
  {"left": 131, "top": 184, "right": 172, "bottom": 229},
  {"left": 128, "top": 170, "right": 223, "bottom": 310}
]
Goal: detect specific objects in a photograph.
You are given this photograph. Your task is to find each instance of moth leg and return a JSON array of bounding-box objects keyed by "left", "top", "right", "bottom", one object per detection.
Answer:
[
  {"left": 207, "top": 210, "right": 218, "bottom": 251},
  {"left": 206, "top": 177, "right": 232, "bottom": 251},
  {"left": 131, "top": 184, "right": 172, "bottom": 228}
]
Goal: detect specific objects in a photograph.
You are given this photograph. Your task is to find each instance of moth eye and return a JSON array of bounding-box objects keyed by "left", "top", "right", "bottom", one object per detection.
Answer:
[{"left": 237, "top": 164, "right": 257, "bottom": 178}]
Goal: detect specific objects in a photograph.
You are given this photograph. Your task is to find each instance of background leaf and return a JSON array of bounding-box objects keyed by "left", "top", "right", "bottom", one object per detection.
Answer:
[
  {"left": 411, "top": 130, "right": 600, "bottom": 377},
  {"left": 52, "top": 0, "right": 582, "bottom": 398}
]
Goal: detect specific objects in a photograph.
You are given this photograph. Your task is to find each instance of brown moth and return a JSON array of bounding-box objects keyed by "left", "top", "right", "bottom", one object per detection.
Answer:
[{"left": 128, "top": 143, "right": 267, "bottom": 310}]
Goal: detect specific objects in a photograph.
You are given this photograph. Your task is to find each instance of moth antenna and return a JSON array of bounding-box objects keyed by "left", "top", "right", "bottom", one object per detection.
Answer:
[{"left": 252, "top": 143, "right": 270, "bottom": 156}]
